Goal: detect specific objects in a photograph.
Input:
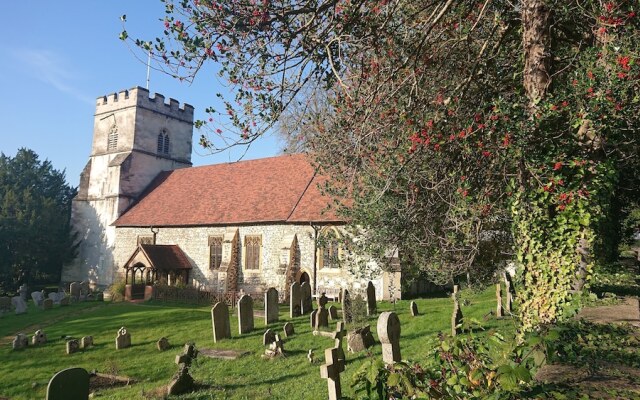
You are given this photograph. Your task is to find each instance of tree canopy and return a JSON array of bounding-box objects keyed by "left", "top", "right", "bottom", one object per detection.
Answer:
[
  {"left": 126, "top": 0, "right": 639, "bottom": 329},
  {"left": 0, "top": 148, "right": 77, "bottom": 292}
]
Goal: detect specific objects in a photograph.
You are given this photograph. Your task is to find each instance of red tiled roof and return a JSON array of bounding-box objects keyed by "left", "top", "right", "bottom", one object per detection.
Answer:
[
  {"left": 114, "top": 154, "right": 343, "bottom": 227},
  {"left": 140, "top": 244, "right": 192, "bottom": 270}
]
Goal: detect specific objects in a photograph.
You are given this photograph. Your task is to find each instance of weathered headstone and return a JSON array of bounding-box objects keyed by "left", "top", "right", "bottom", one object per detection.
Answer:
[
  {"left": 263, "top": 328, "right": 276, "bottom": 346},
  {"left": 366, "top": 281, "right": 377, "bottom": 315},
  {"left": 80, "top": 280, "right": 90, "bottom": 301},
  {"left": 11, "top": 296, "right": 27, "bottom": 314},
  {"left": 453, "top": 284, "right": 459, "bottom": 294},
  {"left": 283, "top": 322, "right": 295, "bottom": 337},
  {"left": 310, "top": 309, "right": 318, "bottom": 329},
  {"left": 116, "top": 327, "right": 131, "bottom": 349},
  {"left": 342, "top": 289, "right": 352, "bottom": 323},
  {"left": 504, "top": 272, "right": 514, "bottom": 314},
  {"left": 410, "top": 301, "right": 419, "bottom": 316},
  {"left": 300, "top": 282, "right": 312, "bottom": 314},
  {"left": 328, "top": 305, "right": 338, "bottom": 320},
  {"left": 451, "top": 293, "right": 463, "bottom": 336},
  {"left": 48, "top": 292, "right": 64, "bottom": 305},
  {"left": 238, "top": 295, "right": 254, "bottom": 334},
  {"left": 496, "top": 283, "right": 504, "bottom": 318},
  {"left": 290, "top": 282, "right": 301, "bottom": 318},
  {"left": 12, "top": 333, "right": 28, "bottom": 350},
  {"left": 81, "top": 336, "right": 93, "bottom": 348},
  {"left": 42, "top": 298, "right": 54, "bottom": 310},
  {"left": 316, "top": 307, "right": 329, "bottom": 329},
  {"left": 45, "top": 367, "right": 89, "bottom": 400},
  {"left": 378, "top": 312, "right": 401, "bottom": 365},
  {"left": 263, "top": 333, "right": 285, "bottom": 358},
  {"left": 59, "top": 297, "right": 70, "bottom": 306},
  {"left": 32, "top": 329, "right": 47, "bottom": 345},
  {"left": 346, "top": 325, "right": 375, "bottom": 353},
  {"left": 19, "top": 284, "right": 28, "bottom": 301},
  {"left": 31, "top": 291, "right": 44, "bottom": 306},
  {"left": 320, "top": 347, "right": 345, "bottom": 400},
  {"left": 0, "top": 296, "right": 11, "bottom": 313},
  {"left": 167, "top": 364, "right": 195, "bottom": 396},
  {"left": 157, "top": 337, "right": 170, "bottom": 351},
  {"left": 66, "top": 339, "right": 80, "bottom": 354},
  {"left": 69, "top": 282, "right": 80, "bottom": 301},
  {"left": 264, "top": 287, "right": 279, "bottom": 324},
  {"left": 211, "top": 302, "right": 231, "bottom": 343}
]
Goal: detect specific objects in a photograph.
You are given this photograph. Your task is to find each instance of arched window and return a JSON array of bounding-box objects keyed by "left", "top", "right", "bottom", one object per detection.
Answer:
[
  {"left": 157, "top": 133, "right": 164, "bottom": 153},
  {"left": 157, "top": 129, "right": 170, "bottom": 155},
  {"left": 107, "top": 125, "right": 118, "bottom": 151},
  {"left": 163, "top": 134, "right": 170, "bottom": 154},
  {"left": 318, "top": 227, "right": 341, "bottom": 269}
]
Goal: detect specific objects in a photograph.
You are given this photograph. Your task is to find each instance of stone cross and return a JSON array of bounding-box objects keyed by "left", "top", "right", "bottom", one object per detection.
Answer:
[
  {"left": 451, "top": 294, "right": 463, "bottom": 336},
  {"left": 81, "top": 336, "right": 93, "bottom": 349},
  {"left": 290, "top": 282, "right": 301, "bottom": 317},
  {"left": 496, "top": 283, "right": 504, "bottom": 318},
  {"left": 377, "top": 312, "right": 401, "bottom": 365},
  {"left": 320, "top": 347, "right": 345, "bottom": 400},
  {"left": 211, "top": 302, "right": 231, "bottom": 343},
  {"left": 238, "top": 294, "right": 254, "bottom": 334},
  {"left": 283, "top": 322, "right": 295, "bottom": 337},
  {"left": 300, "top": 282, "right": 312, "bottom": 314},
  {"left": 264, "top": 287, "right": 279, "bottom": 324},
  {"left": 11, "top": 296, "right": 27, "bottom": 314},
  {"left": 12, "top": 333, "right": 28, "bottom": 350},
  {"left": 366, "top": 281, "right": 377, "bottom": 315},
  {"left": 66, "top": 339, "right": 80, "bottom": 354},
  {"left": 116, "top": 326, "right": 131, "bottom": 349},
  {"left": 333, "top": 321, "right": 347, "bottom": 362},
  {"left": 410, "top": 301, "right": 419, "bottom": 316},
  {"left": 32, "top": 329, "right": 47, "bottom": 345},
  {"left": 328, "top": 305, "right": 338, "bottom": 320},
  {"left": 45, "top": 367, "right": 89, "bottom": 400}
]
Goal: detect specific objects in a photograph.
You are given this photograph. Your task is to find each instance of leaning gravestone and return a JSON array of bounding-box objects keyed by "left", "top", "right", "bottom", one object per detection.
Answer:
[
  {"left": 320, "top": 347, "right": 345, "bottom": 400},
  {"left": 81, "top": 336, "right": 93, "bottom": 349},
  {"left": 69, "top": 282, "right": 81, "bottom": 301},
  {"left": 328, "top": 305, "right": 338, "bottom": 320},
  {"left": 116, "top": 327, "right": 131, "bottom": 349},
  {"left": 263, "top": 334, "right": 285, "bottom": 358},
  {"left": 300, "top": 282, "right": 312, "bottom": 314},
  {"left": 157, "top": 337, "right": 170, "bottom": 351},
  {"left": 211, "top": 302, "right": 231, "bottom": 343},
  {"left": 66, "top": 339, "right": 80, "bottom": 354},
  {"left": 263, "top": 329, "right": 276, "bottom": 346},
  {"left": 238, "top": 295, "right": 254, "bottom": 334},
  {"left": 265, "top": 287, "right": 279, "bottom": 324},
  {"left": 12, "top": 333, "right": 28, "bottom": 350},
  {"left": 31, "top": 291, "right": 44, "bottom": 307},
  {"left": 342, "top": 289, "right": 352, "bottom": 323},
  {"left": 378, "top": 311, "right": 401, "bottom": 365},
  {"left": 410, "top": 301, "right": 419, "bottom": 316},
  {"left": 366, "top": 281, "right": 377, "bottom": 315},
  {"left": 290, "top": 282, "right": 301, "bottom": 317},
  {"left": 283, "top": 322, "right": 295, "bottom": 337},
  {"left": 46, "top": 367, "right": 89, "bottom": 400},
  {"left": 346, "top": 325, "right": 375, "bottom": 353},
  {"left": 451, "top": 293, "right": 463, "bottom": 336},
  {"left": 32, "top": 329, "right": 47, "bottom": 345},
  {"left": 42, "top": 298, "right": 54, "bottom": 310},
  {"left": 19, "top": 284, "right": 28, "bottom": 301},
  {"left": 12, "top": 296, "right": 27, "bottom": 314}
]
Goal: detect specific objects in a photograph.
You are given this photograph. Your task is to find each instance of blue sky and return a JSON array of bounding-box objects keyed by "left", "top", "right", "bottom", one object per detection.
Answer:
[{"left": 0, "top": 1, "right": 282, "bottom": 187}]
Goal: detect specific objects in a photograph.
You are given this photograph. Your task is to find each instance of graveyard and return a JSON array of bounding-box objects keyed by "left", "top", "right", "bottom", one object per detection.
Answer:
[{"left": 0, "top": 286, "right": 515, "bottom": 399}]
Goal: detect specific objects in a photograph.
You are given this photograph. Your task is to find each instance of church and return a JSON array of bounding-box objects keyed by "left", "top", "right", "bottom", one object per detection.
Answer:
[{"left": 61, "top": 87, "right": 401, "bottom": 301}]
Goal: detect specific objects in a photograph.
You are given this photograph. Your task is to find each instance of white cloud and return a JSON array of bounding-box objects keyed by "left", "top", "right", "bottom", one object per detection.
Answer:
[{"left": 13, "top": 48, "right": 94, "bottom": 104}]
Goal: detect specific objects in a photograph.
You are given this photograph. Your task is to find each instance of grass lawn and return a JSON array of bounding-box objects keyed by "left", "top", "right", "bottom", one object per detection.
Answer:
[{"left": 0, "top": 287, "right": 515, "bottom": 399}]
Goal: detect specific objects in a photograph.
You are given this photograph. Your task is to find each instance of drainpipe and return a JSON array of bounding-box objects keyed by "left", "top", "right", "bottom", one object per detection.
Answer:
[
  {"left": 311, "top": 224, "right": 320, "bottom": 296},
  {"left": 151, "top": 226, "right": 159, "bottom": 244}
]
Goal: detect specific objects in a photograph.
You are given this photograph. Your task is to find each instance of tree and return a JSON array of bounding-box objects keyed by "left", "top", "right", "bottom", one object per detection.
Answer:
[
  {"left": 126, "top": 0, "right": 639, "bottom": 330},
  {"left": 0, "top": 149, "right": 77, "bottom": 292}
]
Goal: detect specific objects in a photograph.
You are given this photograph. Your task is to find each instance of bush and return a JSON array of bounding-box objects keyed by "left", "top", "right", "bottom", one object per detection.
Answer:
[{"left": 108, "top": 279, "right": 127, "bottom": 302}]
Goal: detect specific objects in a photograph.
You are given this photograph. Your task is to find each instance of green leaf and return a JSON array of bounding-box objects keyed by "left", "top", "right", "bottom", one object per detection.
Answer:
[{"left": 387, "top": 372, "right": 400, "bottom": 387}]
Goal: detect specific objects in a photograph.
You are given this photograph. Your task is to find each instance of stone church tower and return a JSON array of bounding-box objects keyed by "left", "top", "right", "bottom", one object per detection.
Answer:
[{"left": 62, "top": 87, "right": 194, "bottom": 286}]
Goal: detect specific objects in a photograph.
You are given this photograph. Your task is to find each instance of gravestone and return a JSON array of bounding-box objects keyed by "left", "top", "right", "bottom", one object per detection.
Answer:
[
  {"left": 42, "top": 298, "right": 54, "bottom": 310},
  {"left": 504, "top": 272, "right": 514, "bottom": 313},
  {"left": 315, "top": 293, "right": 329, "bottom": 328},
  {"left": 453, "top": 284, "right": 459, "bottom": 294},
  {"left": 320, "top": 347, "right": 345, "bottom": 400},
  {"left": 31, "top": 291, "right": 44, "bottom": 306},
  {"left": 410, "top": 301, "right": 419, "bottom": 316},
  {"left": 366, "top": 281, "right": 377, "bottom": 315},
  {"left": 48, "top": 292, "right": 64, "bottom": 305},
  {"left": 290, "top": 282, "right": 301, "bottom": 317},
  {"left": 81, "top": 336, "right": 93, "bottom": 348},
  {"left": 157, "top": 337, "right": 170, "bottom": 351},
  {"left": 283, "top": 322, "right": 295, "bottom": 337},
  {"left": 12, "top": 296, "right": 27, "bottom": 314},
  {"left": 264, "top": 287, "right": 279, "bottom": 324},
  {"left": 96, "top": 292, "right": 104, "bottom": 302},
  {"left": 300, "top": 282, "right": 312, "bottom": 314},
  {"left": 307, "top": 349, "right": 315, "bottom": 363},
  {"left": 328, "top": 305, "right": 338, "bottom": 320},
  {"left": 346, "top": 325, "right": 375, "bottom": 353},
  {"left": 310, "top": 309, "right": 318, "bottom": 329},
  {"left": 12, "top": 333, "right": 28, "bottom": 350},
  {"left": 69, "top": 282, "right": 80, "bottom": 301},
  {"left": 66, "top": 339, "right": 80, "bottom": 354},
  {"left": 80, "top": 281, "right": 90, "bottom": 301},
  {"left": 378, "top": 312, "right": 401, "bottom": 365},
  {"left": 263, "top": 329, "right": 276, "bottom": 346},
  {"left": 451, "top": 294, "right": 463, "bottom": 336},
  {"left": 333, "top": 321, "right": 347, "bottom": 362},
  {"left": 19, "top": 284, "right": 28, "bottom": 301},
  {"left": 211, "top": 302, "right": 231, "bottom": 343},
  {"left": 0, "top": 296, "right": 11, "bottom": 313},
  {"left": 45, "top": 367, "right": 89, "bottom": 400},
  {"left": 116, "top": 327, "right": 131, "bottom": 349},
  {"left": 238, "top": 295, "right": 254, "bottom": 334},
  {"left": 59, "top": 297, "right": 70, "bottom": 306},
  {"left": 496, "top": 283, "right": 504, "bottom": 318},
  {"left": 167, "top": 364, "right": 195, "bottom": 396},
  {"left": 342, "top": 289, "right": 352, "bottom": 323},
  {"left": 263, "top": 334, "right": 285, "bottom": 358},
  {"left": 32, "top": 329, "right": 47, "bottom": 345}
]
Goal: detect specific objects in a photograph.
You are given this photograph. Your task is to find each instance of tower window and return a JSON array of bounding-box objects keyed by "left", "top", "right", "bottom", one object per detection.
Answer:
[
  {"left": 107, "top": 125, "right": 118, "bottom": 151},
  {"left": 157, "top": 130, "right": 170, "bottom": 155}
]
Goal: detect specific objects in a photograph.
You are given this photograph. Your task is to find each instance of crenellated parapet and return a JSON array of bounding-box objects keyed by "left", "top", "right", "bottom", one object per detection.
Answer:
[{"left": 95, "top": 86, "right": 194, "bottom": 121}]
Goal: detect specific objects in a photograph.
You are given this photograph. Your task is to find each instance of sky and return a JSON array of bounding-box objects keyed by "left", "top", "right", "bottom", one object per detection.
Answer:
[{"left": 0, "top": 1, "right": 283, "bottom": 187}]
